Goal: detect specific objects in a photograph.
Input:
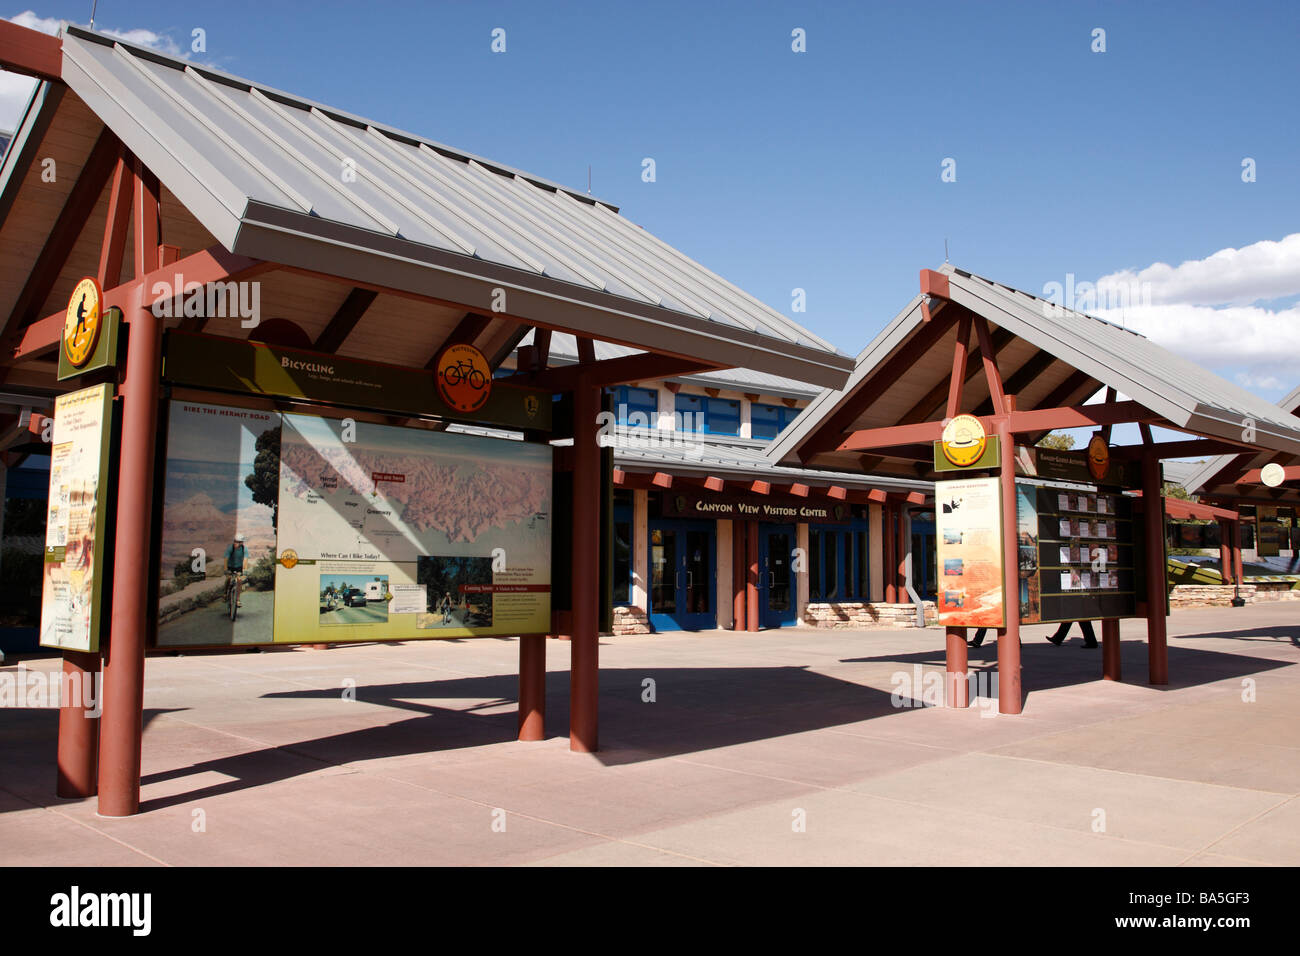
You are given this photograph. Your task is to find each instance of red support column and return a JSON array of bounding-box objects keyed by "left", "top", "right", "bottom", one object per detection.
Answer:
[
  {"left": 746, "top": 520, "right": 760, "bottom": 631},
  {"left": 995, "top": 401, "right": 1022, "bottom": 715},
  {"left": 731, "top": 520, "right": 746, "bottom": 630},
  {"left": 1218, "top": 518, "right": 1233, "bottom": 585},
  {"left": 945, "top": 627, "right": 968, "bottom": 708},
  {"left": 55, "top": 650, "right": 100, "bottom": 797},
  {"left": 1233, "top": 519, "right": 1244, "bottom": 592},
  {"left": 98, "top": 160, "right": 162, "bottom": 816},
  {"left": 896, "top": 506, "right": 909, "bottom": 598},
  {"left": 1101, "top": 618, "right": 1122, "bottom": 681},
  {"left": 569, "top": 372, "right": 600, "bottom": 752},
  {"left": 518, "top": 634, "right": 545, "bottom": 741},
  {"left": 884, "top": 506, "right": 897, "bottom": 603},
  {"left": 1142, "top": 452, "right": 1169, "bottom": 685}
]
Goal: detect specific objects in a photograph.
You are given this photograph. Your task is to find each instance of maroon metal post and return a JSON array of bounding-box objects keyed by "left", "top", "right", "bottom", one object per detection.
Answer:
[
  {"left": 569, "top": 371, "right": 600, "bottom": 752},
  {"left": 1142, "top": 452, "right": 1169, "bottom": 685},
  {"left": 1101, "top": 618, "right": 1122, "bottom": 681},
  {"left": 731, "top": 521, "right": 745, "bottom": 630},
  {"left": 995, "top": 403, "right": 1022, "bottom": 714},
  {"left": 98, "top": 161, "right": 162, "bottom": 817},
  {"left": 945, "top": 627, "right": 968, "bottom": 708},
  {"left": 1233, "top": 519, "right": 1244, "bottom": 597},
  {"left": 746, "top": 520, "right": 760, "bottom": 631},
  {"left": 55, "top": 650, "right": 100, "bottom": 797},
  {"left": 518, "top": 634, "right": 545, "bottom": 741},
  {"left": 884, "top": 506, "right": 897, "bottom": 603},
  {"left": 896, "top": 505, "right": 909, "bottom": 598},
  {"left": 1218, "top": 519, "right": 1233, "bottom": 586}
]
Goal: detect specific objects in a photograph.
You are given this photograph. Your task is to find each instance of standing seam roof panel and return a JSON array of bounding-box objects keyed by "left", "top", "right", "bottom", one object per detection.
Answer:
[{"left": 52, "top": 27, "right": 855, "bottom": 388}]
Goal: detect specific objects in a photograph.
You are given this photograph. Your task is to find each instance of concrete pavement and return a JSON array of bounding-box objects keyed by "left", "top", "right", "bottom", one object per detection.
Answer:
[{"left": 1, "top": 603, "right": 1296, "bottom": 866}]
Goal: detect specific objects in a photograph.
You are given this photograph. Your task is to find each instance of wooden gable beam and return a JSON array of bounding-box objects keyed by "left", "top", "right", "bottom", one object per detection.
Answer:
[
  {"left": 422, "top": 311, "right": 493, "bottom": 369},
  {"left": 973, "top": 348, "right": 1057, "bottom": 417},
  {"left": 97, "top": 149, "right": 132, "bottom": 289},
  {"left": 901, "top": 325, "right": 1015, "bottom": 425},
  {"left": 973, "top": 314, "right": 1006, "bottom": 415},
  {"left": 503, "top": 352, "right": 719, "bottom": 391},
  {"left": 798, "top": 308, "right": 960, "bottom": 462},
  {"left": 0, "top": 128, "right": 121, "bottom": 355},
  {"left": 0, "top": 18, "right": 61, "bottom": 81},
  {"left": 314, "top": 288, "right": 378, "bottom": 353}
]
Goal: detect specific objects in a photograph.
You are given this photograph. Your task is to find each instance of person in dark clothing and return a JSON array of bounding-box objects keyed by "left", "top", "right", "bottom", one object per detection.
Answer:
[
  {"left": 970, "top": 621, "right": 1097, "bottom": 648},
  {"left": 1047, "top": 620, "right": 1097, "bottom": 648}
]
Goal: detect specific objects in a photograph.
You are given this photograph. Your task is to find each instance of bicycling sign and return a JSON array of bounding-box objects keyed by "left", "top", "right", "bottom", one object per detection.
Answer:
[{"left": 435, "top": 343, "right": 492, "bottom": 414}]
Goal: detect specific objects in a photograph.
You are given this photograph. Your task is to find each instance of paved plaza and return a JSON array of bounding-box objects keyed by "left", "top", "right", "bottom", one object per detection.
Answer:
[{"left": 1, "top": 603, "right": 1297, "bottom": 866}]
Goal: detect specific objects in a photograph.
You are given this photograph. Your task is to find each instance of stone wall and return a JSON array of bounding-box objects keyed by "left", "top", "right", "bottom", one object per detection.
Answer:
[
  {"left": 803, "top": 601, "right": 938, "bottom": 629},
  {"left": 1169, "top": 582, "right": 1300, "bottom": 608},
  {"left": 611, "top": 605, "right": 651, "bottom": 635}
]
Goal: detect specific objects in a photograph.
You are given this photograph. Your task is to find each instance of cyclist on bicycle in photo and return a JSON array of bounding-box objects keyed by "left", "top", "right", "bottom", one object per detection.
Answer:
[{"left": 224, "top": 533, "right": 247, "bottom": 608}]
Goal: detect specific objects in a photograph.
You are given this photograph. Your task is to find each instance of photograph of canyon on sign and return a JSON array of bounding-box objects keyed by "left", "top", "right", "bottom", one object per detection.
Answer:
[{"left": 0, "top": 0, "right": 1294, "bottom": 939}]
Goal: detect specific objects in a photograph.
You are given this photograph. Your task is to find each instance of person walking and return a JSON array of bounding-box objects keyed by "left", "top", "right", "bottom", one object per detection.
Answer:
[{"left": 1047, "top": 620, "right": 1098, "bottom": 648}]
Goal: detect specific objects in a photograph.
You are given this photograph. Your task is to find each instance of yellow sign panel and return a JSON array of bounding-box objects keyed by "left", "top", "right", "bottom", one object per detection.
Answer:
[
  {"left": 941, "top": 414, "right": 987, "bottom": 467},
  {"left": 63, "top": 277, "right": 104, "bottom": 369}
]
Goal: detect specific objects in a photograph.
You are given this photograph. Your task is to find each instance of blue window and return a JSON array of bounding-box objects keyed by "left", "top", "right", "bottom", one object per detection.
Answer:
[
  {"left": 608, "top": 386, "right": 658, "bottom": 428},
  {"left": 675, "top": 394, "right": 740, "bottom": 435},
  {"left": 751, "top": 402, "right": 801, "bottom": 440},
  {"left": 808, "top": 518, "right": 871, "bottom": 601},
  {"left": 613, "top": 501, "right": 633, "bottom": 605}
]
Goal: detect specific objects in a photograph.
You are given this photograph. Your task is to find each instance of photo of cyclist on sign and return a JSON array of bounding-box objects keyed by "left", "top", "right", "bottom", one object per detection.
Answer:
[{"left": 435, "top": 343, "right": 492, "bottom": 413}]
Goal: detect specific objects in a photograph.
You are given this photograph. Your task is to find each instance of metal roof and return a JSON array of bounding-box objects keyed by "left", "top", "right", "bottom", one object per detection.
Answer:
[
  {"left": 1182, "top": 384, "right": 1300, "bottom": 502},
  {"left": 602, "top": 428, "right": 931, "bottom": 493},
  {"left": 771, "top": 264, "right": 1300, "bottom": 471},
  {"left": 513, "top": 330, "right": 822, "bottom": 399},
  {"left": 944, "top": 269, "right": 1300, "bottom": 454},
  {"left": 53, "top": 26, "right": 851, "bottom": 388}
]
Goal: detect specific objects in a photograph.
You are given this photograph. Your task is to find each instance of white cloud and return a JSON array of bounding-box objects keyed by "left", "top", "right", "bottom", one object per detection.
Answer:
[
  {"left": 0, "top": 11, "right": 182, "bottom": 132},
  {"left": 1086, "top": 234, "right": 1300, "bottom": 392},
  {"left": 1096, "top": 233, "right": 1300, "bottom": 307},
  {"left": 1095, "top": 300, "right": 1300, "bottom": 383}
]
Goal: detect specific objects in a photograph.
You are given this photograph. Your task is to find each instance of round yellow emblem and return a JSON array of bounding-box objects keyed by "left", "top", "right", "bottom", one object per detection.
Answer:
[
  {"left": 941, "top": 414, "right": 987, "bottom": 467},
  {"left": 1087, "top": 434, "right": 1110, "bottom": 483},
  {"left": 279, "top": 549, "right": 299, "bottom": 569},
  {"left": 63, "top": 277, "right": 103, "bottom": 368}
]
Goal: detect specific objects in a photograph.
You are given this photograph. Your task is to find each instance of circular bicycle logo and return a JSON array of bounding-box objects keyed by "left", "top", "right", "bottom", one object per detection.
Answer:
[
  {"left": 435, "top": 343, "right": 492, "bottom": 413},
  {"left": 63, "top": 276, "right": 103, "bottom": 368}
]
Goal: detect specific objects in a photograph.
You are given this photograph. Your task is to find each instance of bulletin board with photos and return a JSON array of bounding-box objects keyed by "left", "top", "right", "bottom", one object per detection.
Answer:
[{"left": 1017, "top": 482, "right": 1148, "bottom": 624}]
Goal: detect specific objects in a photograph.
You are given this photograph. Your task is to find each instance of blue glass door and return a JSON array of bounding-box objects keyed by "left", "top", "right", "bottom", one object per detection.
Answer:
[
  {"left": 759, "top": 524, "right": 796, "bottom": 628},
  {"left": 648, "top": 520, "right": 715, "bottom": 630}
]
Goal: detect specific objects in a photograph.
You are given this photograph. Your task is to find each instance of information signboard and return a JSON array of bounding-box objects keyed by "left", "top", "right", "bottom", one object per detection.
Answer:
[
  {"left": 934, "top": 476, "right": 1005, "bottom": 628},
  {"left": 1017, "top": 481, "right": 1140, "bottom": 624},
  {"left": 39, "top": 383, "right": 114, "bottom": 651},
  {"left": 155, "top": 399, "right": 552, "bottom": 647}
]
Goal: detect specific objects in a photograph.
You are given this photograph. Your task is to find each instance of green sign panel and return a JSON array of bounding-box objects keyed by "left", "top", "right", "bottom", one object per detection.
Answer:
[
  {"left": 163, "top": 332, "right": 550, "bottom": 432},
  {"left": 58, "top": 306, "right": 123, "bottom": 381},
  {"left": 933, "top": 436, "right": 1002, "bottom": 472}
]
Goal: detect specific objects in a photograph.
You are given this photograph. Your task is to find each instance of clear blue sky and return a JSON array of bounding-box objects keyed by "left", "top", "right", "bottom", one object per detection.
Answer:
[{"left": 12, "top": 1, "right": 1300, "bottom": 372}]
